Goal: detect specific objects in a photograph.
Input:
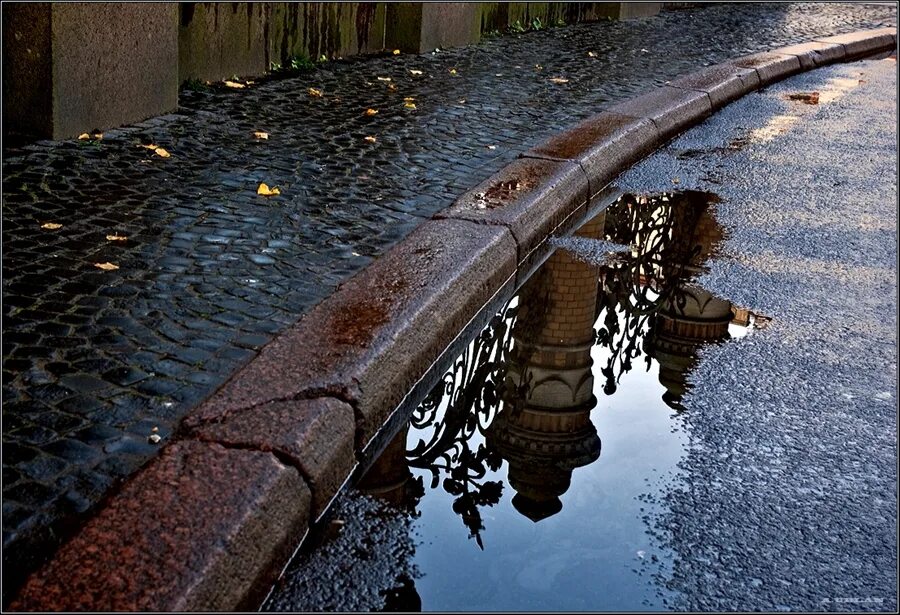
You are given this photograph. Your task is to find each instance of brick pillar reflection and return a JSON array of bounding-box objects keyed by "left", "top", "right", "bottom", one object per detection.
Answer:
[
  {"left": 648, "top": 196, "right": 732, "bottom": 407},
  {"left": 487, "top": 214, "right": 604, "bottom": 522}
]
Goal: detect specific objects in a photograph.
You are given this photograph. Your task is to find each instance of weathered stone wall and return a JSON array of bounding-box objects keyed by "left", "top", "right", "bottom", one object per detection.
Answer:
[
  {"left": 3, "top": 2, "right": 663, "bottom": 142},
  {"left": 2, "top": 3, "right": 178, "bottom": 142}
]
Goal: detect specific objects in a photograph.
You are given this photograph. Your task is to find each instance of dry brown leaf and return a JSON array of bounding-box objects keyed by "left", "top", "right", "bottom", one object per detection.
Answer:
[
  {"left": 253, "top": 131, "right": 269, "bottom": 139},
  {"left": 224, "top": 80, "right": 246, "bottom": 89},
  {"left": 549, "top": 77, "right": 569, "bottom": 84},
  {"left": 94, "top": 262, "right": 120, "bottom": 271},
  {"left": 365, "top": 108, "right": 379, "bottom": 116},
  {"left": 364, "top": 135, "right": 377, "bottom": 143},
  {"left": 308, "top": 87, "right": 323, "bottom": 97},
  {"left": 787, "top": 91, "right": 819, "bottom": 105},
  {"left": 41, "top": 222, "right": 63, "bottom": 230},
  {"left": 106, "top": 234, "right": 128, "bottom": 241},
  {"left": 257, "top": 183, "right": 281, "bottom": 196}
]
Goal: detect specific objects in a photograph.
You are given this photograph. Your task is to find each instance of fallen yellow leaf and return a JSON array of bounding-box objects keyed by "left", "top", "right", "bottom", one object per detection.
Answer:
[
  {"left": 94, "top": 262, "right": 120, "bottom": 271},
  {"left": 41, "top": 222, "right": 63, "bottom": 230},
  {"left": 153, "top": 147, "right": 171, "bottom": 158},
  {"left": 257, "top": 182, "right": 281, "bottom": 196},
  {"left": 224, "top": 80, "right": 246, "bottom": 89},
  {"left": 449, "top": 68, "right": 457, "bottom": 75},
  {"left": 253, "top": 131, "right": 269, "bottom": 139},
  {"left": 404, "top": 102, "right": 417, "bottom": 110},
  {"left": 364, "top": 136, "right": 377, "bottom": 143},
  {"left": 92, "top": 132, "right": 103, "bottom": 140},
  {"left": 549, "top": 77, "right": 569, "bottom": 84},
  {"left": 308, "top": 87, "right": 323, "bottom": 97},
  {"left": 78, "top": 133, "right": 90, "bottom": 140},
  {"left": 409, "top": 69, "right": 423, "bottom": 76},
  {"left": 377, "top": 76, "right": 392, "bottom": 82},
  {"left": 393, "top": 49, "right": 401, "bottom": 55},
  {"left": 403, "top": 97, "right": 416, "bottom": 102},
  {"left": 588, "top": 51, "right": 596, "bottom": 57},
  {"left": 365, "top": 108, "right": 379, "bottom": 116},
  {"left": 106, "top": 234, "right": 128, "bottom": 241}
]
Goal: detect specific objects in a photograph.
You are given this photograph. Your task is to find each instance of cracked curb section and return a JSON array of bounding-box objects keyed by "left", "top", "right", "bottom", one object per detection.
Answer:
[
  {"left": 10, "top": 441, "right": 309, "bottom": 612},
  {"left": 9, "top": 26, "right": 896, "bottom": 612}
]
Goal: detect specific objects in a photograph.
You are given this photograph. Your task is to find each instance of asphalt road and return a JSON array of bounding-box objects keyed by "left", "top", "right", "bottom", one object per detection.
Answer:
[{"left": 618, "top": 55, "right": 898, "bottom": 611}]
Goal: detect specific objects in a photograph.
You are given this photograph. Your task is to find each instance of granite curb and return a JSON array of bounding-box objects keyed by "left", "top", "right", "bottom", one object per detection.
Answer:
[{"left": 10, "top": 27, "right": 896, "bottom": 612}]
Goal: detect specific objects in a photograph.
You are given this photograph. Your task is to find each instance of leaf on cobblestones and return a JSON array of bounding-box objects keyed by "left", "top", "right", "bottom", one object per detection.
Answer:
[
  {"left": 409, "top": 69, "right": 423, "bottom": 76},
  {"left": 535, "top": 64, "right": 543, "bottom": 70},
  {"left": 449, "top": 68, "right": 457, "bottom": 75},
  {"left": 148, "top": 434, "right": 161, "bottom": 444},
  {"left": 94, "top": 262, "right": 120, "bottom": 271},
  {"left": 588, "top": 51, "right": 597, "bottom": 57},
  {"left": 253, "top": 131, "right": 269, "bottom": 139},
  {"left": 308, "top": 87, "right": 323, "bottom": 97},
  {"left": 141, "top": 144, "right": 171, "bottom": 158},
  {"left": 404, "top": 102, "right": 417, "bottom": 110},
  {"left": 365, "top": 108, "right": 379, "bottom": 116},
  {"left": 388, "top": 83, "right": 397, "bottom": 91},
  {"left": 78, "top": 133, "right": 90, "bottom": 140},
  {"left": 403, "top": 97, "right": 415, "bottom": 102},
  {"left": 106, "top": 234, "right": 128, "bottom": 241},
  {"left": 393, "top": 49, "right": 401, "bottom": 55},
  {"left": 458, "top": 99, "right": 466, "bottom": 104},
  {"left": 257, "top": 183, "right": 281, "bottom": 196},
  {"left": 41, "top": 222, "right": 63, "bottom": 230},
  {"left": 364, "top": 136, "right": 377, "bottom": 143},
  {"left": 377, "top": 77, "right": 392, "bottom": 82},
  {"left": 549, "top": 77, "right": 570, "bottom": 84},
  {"left": 224, "top": 80, "right": 246, "bottom": 89}
]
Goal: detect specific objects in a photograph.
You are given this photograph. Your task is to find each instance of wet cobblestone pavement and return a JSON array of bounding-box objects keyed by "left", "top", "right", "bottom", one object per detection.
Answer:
[{"left": 2, "top": 2, "right": 897, "bottom": 597}]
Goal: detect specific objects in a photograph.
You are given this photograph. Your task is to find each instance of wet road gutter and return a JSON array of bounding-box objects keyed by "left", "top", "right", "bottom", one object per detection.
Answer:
[{"left": 10, "top": 27, "right": 897, "bottom": 611}]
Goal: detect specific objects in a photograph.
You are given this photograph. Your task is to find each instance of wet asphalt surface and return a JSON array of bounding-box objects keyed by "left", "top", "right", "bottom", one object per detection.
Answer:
[
  {"left": 2, "top": 1, "right": 898, "bottom": 600},
  {"left": 617, "top": 56, "right": 898, "bottom": 611}
]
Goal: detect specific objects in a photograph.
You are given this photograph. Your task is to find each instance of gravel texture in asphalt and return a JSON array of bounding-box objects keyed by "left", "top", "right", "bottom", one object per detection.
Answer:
[
  {"left": 2, "top": 1, "right": 897, "bottom": 598},
  {"left": 617, "top": 55, "right": 897, "bottom": 612}
]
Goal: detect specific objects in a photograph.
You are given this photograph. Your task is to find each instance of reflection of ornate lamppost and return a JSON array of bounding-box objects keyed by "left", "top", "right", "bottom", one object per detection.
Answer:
[
  {"left": 487, "top": 217, "right": 604, "bottom": 522},
  {"left": 645, "top": 194, "right": 732, "bottom": 408}
]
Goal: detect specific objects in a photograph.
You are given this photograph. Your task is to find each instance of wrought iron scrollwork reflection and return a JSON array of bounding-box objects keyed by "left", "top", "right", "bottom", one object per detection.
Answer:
[
  {"left": 406, "top": 296, "right": 518, "bottom": 548},
  {"left": 593, "top": 192, "right": 711, "bottom": 394}
]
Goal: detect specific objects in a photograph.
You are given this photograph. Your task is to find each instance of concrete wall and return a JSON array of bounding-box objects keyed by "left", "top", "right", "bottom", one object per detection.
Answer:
[
  {"left": 3, "top": 2, "right": 178, "bottom": 142},
  {"left": 3, "top": 2, "right": 665, "bottom": 142},
  {"left": 2, "top": 3, "right": 53, "bottom": 140}
]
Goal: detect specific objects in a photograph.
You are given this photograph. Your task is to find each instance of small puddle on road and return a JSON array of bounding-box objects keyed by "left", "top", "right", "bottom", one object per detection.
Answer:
[{"left": 265, "top": 190, "right": 769, "bottom": 612}]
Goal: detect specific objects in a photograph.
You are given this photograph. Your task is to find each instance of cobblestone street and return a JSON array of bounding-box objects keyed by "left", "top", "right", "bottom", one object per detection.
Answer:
[{"left": 2, "top": 2, "right": 897, "bottom": 595}]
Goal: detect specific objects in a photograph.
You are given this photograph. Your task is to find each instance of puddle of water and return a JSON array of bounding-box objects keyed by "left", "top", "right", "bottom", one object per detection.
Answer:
[{"left": 265, "top": 191, "right": 767, "bottom": 611}]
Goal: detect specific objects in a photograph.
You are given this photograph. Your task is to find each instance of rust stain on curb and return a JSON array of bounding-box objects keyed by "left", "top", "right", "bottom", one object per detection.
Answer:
[{"left": 11, "top": 26, "right": 896, "bottom": 612}]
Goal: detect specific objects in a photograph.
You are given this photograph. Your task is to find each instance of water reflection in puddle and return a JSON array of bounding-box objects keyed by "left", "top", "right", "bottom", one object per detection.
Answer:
[{"left": 267, "top": 191, "right": 768, "bottom": 611}]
